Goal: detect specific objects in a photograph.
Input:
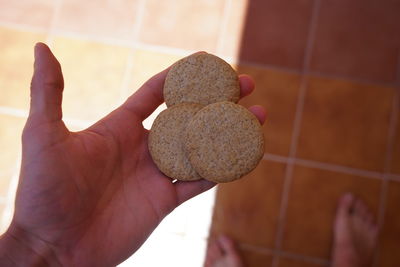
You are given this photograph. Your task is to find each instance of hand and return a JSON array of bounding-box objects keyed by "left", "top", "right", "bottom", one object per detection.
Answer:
[{"left": 0, "top": 43, "right": 266, "bottom": 266}]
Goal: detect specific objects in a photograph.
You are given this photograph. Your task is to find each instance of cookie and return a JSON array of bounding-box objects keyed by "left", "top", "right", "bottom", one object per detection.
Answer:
[
  {"left": 164, "top": 53, "right": 240, "bottom": 107},
  {"left": 184, "top": 101, "right": 264, "bottom": 183},
  {"left": 148, "top": 103, "right": 204, "bottom": 181}
]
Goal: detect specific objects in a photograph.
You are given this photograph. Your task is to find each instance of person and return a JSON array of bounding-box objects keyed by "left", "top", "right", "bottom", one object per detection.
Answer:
[
  {"left": 0, "top": 43, "right": 266, "bottom": 266},
  {"left": 204, "top": 193, "right": 379, "bottom": 267}
]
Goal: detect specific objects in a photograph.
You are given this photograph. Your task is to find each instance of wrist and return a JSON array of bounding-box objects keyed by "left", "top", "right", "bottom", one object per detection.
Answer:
[{"left": 0, "top": 223, "right": 62, "bottom": 267}]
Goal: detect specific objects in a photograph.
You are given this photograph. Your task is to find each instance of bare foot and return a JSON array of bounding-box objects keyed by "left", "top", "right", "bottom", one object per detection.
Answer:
[
  {"left": 332, "top": 193, "right": 379, "bottom": 267},
  {"left": 204, "top": 235, "right": 244, "bottom": 267}
]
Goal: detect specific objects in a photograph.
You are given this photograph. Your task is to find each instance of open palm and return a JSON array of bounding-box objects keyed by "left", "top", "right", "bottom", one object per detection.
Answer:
[{"left": 5, "top": 43, "right": 265, "bottom": 266}]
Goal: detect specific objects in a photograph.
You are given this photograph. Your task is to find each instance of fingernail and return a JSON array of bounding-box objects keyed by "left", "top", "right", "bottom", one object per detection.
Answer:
[{"left": 34, "top": 42, "right": 46, "bottom": 59}]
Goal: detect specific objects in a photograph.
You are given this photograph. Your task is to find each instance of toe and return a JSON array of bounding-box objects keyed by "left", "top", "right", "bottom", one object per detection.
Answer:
[
  {"left": 354, "top": 199, "right": 369, "bottom": 220},
  {"left": 338, "top": 193, "right": 355, "bottom": 216},
  {"left": 219, "top": 235, "right": 237, "bottom": 254},
  {"left": 205, "top": 238, "right": 223, "bottom": 267},
  {"left": 365, "top": 212, "right": 375, "bottom": 225},
  {"left": 218, "top": 235, "right": 244, "bottom": 267},
  {"left": 334, "top": 193, "right": 355, "bottom": 244}
]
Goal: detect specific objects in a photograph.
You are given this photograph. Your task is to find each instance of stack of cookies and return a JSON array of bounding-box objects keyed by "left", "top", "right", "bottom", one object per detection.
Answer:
[{"left": 148, "top": 53, "right": 264, "bottom": 183}]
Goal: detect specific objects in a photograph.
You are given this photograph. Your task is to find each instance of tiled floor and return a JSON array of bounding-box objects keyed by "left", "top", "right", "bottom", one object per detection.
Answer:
[
  {"left": 212, "top": 0, "right": 400, "bottom": 267},
  {"left": 0, "top": 0, "right": 399, "bottom": 267}
]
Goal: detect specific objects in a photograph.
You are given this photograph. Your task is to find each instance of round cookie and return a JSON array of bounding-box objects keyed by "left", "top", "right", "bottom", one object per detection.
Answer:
[
  {"left": 164, "top": 53, "right": 240, "bottom": 107},
  {"left": 184, "top": 101, "right": 264, "bottom": 183},
  {"left": 149, "top": 103, "right": 204, "bottom": 181}
]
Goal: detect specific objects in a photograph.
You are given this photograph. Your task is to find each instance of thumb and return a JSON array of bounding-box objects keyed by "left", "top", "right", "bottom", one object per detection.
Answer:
[{"left": 29, "top": 42, "right": 64, "bottom": 125}]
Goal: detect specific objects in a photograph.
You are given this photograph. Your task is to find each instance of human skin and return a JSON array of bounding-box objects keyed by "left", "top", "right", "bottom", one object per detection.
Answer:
[{"left": 0, "top": 43, "right": 266, "bottom": 267}]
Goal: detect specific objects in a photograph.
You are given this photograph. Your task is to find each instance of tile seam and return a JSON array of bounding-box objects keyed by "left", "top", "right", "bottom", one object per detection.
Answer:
[
  {"left": 0, "top": 21, "right": 47, "bottom": 34},
  {"left": 262, "top": 154, "right": 385, "bottom": 179},
  {"left": 294, "top": 158, "right": 384, "bottom": 180},
  {"left": 0, "top": 113, "right": 388, "bottom": 180},
  {"left": 240, "top": 242, "right": 330, "bottom": 266},
  {"left": 118, "top": 0, "right": 147, "bottom": 104},
  {"left": 0, "top": 22, "right": 397, "bottom": 88},
  {"left": 388, "top": 174, "right": 400, "bottom": 181},
  {"left": 309, "top": 70, "right": 397, "bottom": 88},
  {"left": 272, "top": 1, "right": 322, "bottom": 266},
  {"left": 215, "top": 0, "right": 232, "bottom": 55},
  {"left": 373, "top": 50, "right": 400, "bottom": 267},
  {"left": 45, "top": 0, "right": 64, "bottom": 45}
]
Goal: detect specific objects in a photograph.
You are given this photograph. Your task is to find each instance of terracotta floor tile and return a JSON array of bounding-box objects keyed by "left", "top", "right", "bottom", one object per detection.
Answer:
[
  {"left": 0, "top": 0, "right": 54, "bottom": 29},
  {"left": 126, "top": 49, "right": 182, "bottom": 98},
  {"left": 282, "top": 165, "right": 381, "bottom": 259},
  {"left": 240, "top": 248, "right": 272, "bottom": 267},
  {"left": 139, "top": 0, "right": 225, "bottom": 52},
  {"left": 310, "top": 0, "right": 400, "bottom": 83},
  {"left": 218, "top": 0, "right": 248, "bottom": 58},
  {"left": 238, "top": 0, "right": 314, "bottom": 70},
  {"left": 0, "top": 114, "right": 25, "bottom": 197},
  {"left": 238, "top": 65, "right": 301, "bottom": 156},
  {"left": 297, "top": 76, "right": 394, "bottom": 172},
  {"left": 278, "top": 257, "right": 324, "bottom": 267},
  {"left": 390, "top": 103, "right": 400, "bottom": 174},
  {"left": 0, "top": 27, "right": 46, "bottom": 110},
  {"left": 378, "top": 180, "right": 400, "bottom": 266},
  {"left": 51, "top": 37, "right": 130, "bottom": 121},
  {"left": 55, "top": 0, "right": 140, "bottom": 40},
  {"left": 210, "top": 160, "right": 286, "bottom": 248}
]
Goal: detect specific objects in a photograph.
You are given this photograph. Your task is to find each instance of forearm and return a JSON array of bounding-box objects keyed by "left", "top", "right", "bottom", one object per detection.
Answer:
[{"left": 0, "top": 224, "right": 62, "bottom": 267}]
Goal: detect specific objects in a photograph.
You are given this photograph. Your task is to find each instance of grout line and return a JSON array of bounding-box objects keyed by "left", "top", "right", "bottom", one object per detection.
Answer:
[
  {"left": 235, "top": 60, "right": 301, "bottom": 75},
  {"left": 240, "top": 242, "right": 329, "bottom": 266},
  {"left": 45, "top": 0, "right": 64, "bottom": 45},
  {"left": 272, "top": 1, "right": 321, "bottom": 266},
  {"left": 373, "top": 50, "right": 400, "bottom": 267},
  {"left": 118, "top": 0, "right": 147, "bottom": 104},
  {"left": 262, "top": 154, "right": 384, "bottom": 180},
  {"left": 272, "top": 161, "right": 294, "bottom": 262},
  {"left": 308, "top": 70, "right": 397, "bottom": 88},
  {"left": 279, "top": 251, "right": 330, "bottom": 266},
  {"left": 300, "top": 2, "right": 320, "bottom": 73},
  {"left": 0, "top": 22, "right": 398, "bottom": 90},
  {"left": 134, "top": 41, "right": 196, "bottom": 57},
  {"left": 374, "top": 177, "right": 389, "bottom": 267},
  {"left": 0, "top": 21, "right": 47, "bottom": 34},
  {"left": 1, "top": 18, "right": 397, "bottom": 90},
  {"left": 0, "top": 104, "right": 387, "bottom": 181},
  {"left": 384, "top": 86, "right": 399, "bottom": 174},
  {"left": 0, "top": 106, "right": 29, "bottom": 118},
  {"left": 131, "top": 0, "right": 147, "bottom": 42},
  {"left": 388, "top": 174, "right": 400, "bottom": 182},
  {"left": 49, "top": 30, "right": 136, "bottom": 47},
  {"left": 240, "top": 243, "right": 274, "bottom": 255},
  {"left": 0, "top": 105, "right": 389, "bottom": 181},
  {"left": 215, "top": 0, "right": 232, "bottom": 55},
  {"left": 263, "top": 153, "right": 288, "bottom": 164},
  {"left": 294, "top": 158, "right": 384, "bottom": 180},
  {"left": 118, "top": 50, "right": 136, "bottom": 104}
]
